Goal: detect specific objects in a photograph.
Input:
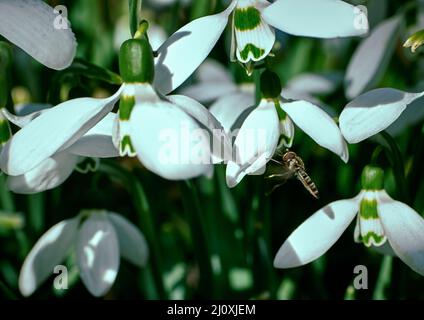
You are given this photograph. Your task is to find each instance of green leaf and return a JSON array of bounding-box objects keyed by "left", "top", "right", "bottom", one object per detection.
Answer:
[{"left": 129, "top": 0, "right": 142, "bottom": 37}]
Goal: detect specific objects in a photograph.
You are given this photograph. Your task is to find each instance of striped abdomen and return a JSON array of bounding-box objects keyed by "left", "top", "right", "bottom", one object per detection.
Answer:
[{"left": 295, "top": 169, "right": 320, "bottom": 199}]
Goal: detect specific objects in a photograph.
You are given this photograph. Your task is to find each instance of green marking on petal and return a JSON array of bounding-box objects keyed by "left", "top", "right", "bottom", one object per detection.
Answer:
[
  {"left": 120, "top": 135, "right": 136, "bottom": 157},
  {"left": 119, "top": 95, "right": 136, "bottom": 121},
  {"left": 239, "top": 44, "right": 265, "bottom": 61},
  {"left": 362, "top": 231, "right": 386, "bottom": 247},
  {"left": 359, "top": 198, "right": 378, "bottom": 219},
  {"left": 76, "top": 158, "right": 100, "bottom": 174},
  {"left": 234, "top": 7, "right": 261, "bottom": 31}
]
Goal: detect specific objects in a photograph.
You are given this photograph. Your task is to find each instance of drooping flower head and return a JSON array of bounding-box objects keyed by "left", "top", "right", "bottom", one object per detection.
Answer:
[
  {"left": 19, "top": 210, "right": 149, "bottom": 297},
  {"left": 226, "top": 70, "right": 348, "bottom": 187},
  {"left": 155, "top": 0, "right": 369, "bottom": 90},
  {"left": 274, "top": 166, "right": 424, "bottom": 276},
  {"left": 0, "top": 22, "right": 230, "bottom": 182}
]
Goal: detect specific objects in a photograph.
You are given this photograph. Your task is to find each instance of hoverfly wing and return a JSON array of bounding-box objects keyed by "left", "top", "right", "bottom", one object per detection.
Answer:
[{"left": 264, "top": 160, "right": 293, "bottom": 196}]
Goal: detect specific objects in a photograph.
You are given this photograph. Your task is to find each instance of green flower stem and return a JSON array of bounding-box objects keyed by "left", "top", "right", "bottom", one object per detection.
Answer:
[
  {"left": 129, "top": 0, "right": 143, "bottom": 37},
  {"left": 181, "top": 180, "right": 215, "bottom": 297},
  {"left": 0, "top": 42, "right": 12, "bottom": 109},
  {"left": 0, "top": 280, "right": 17, "bottom": 299},
  {"left": 27, "top": 193, "right": 45, "bottom": 235},
  {"left": 0, "top": 174, "right": 14, "bottom": 212},
  {"left": 379, "top": 131, "right": 410, "bottom": 203},
  {"left": 248, "top": 179, "right": 277, "bottom": 298},
  {"left": 373, "top": 256, "right": 393, "bottom": 300},
  {"left": 190, "top": 0, "right": 216, "bottom": 20},
  {"left": 98, "top": 160, "right": 167, "bottom": 299},
  {"left": 408, "top": 125, "right": 424, "bottom": 202}
]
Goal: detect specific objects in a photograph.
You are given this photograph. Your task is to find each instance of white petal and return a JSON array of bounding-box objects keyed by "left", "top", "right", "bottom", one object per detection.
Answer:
[
  {"left": 281, "top": 88, "right": 323, "bottom": 106},
  {"left": 180, "top": 82, "right": 237, "bottom": 103},
  {"left": 378, "top": 192, "right": 424, "bottom": 276},
  {"left": 129, "top": 100, "right": 213, "bottom": 180},
  {"left": 76, "top": 213, "right": 120, "bottom": 297},
  {"left": 7, "top": 152, "right": 79, "bottom": 194},
  {"left": 226, "top": 99, "right": 280, "bottom": 187},
  {"left": 339, "top": 88, "right": 424, "bottom": 143},
  {"left": 196, "top": 59, "right": 234, "bottom": 84},
  {"left": 281, "top": 100, "right": 349, "bottom": 162},
  {"left": 167, "top": 94, "right": 232, "bottom": 163},
  {"left": 274, "top": 197, "right": 359, "bottom": 268},
  {"left": 1, "top": 108, "right": 44, "bottom": 128},
  {"left": 66, "top": 113, "right": 119, "bottom": 158},
  {"left": 0, "top": 0, "right": 77, "bottom": 70},
  {"left": 262, "top": 0, "right": 369, "bottom": 39},
  {"left": 19, "top": 217, "right": 79, "bottom": 297},
  {"left": 345, "top": 16, "right": 402, "bottom": 99},
  {"left": 286, "top": 72, "right": 343, "bottom": 96},
  {"left": 14, "top": 103, "right": 52, "bottom": 116},
  {"left": 234, "top": 0, "right": 275, "bottom": 63},
  {"left": 154, "top": 1, "right": 236, "bottom": 94},
  {"left": 108, "top": 213, "right": 149, "bottom": 268},
  {"left": 209, "top": 92, "right": 256, "bottom": 133},
  {"left": 386, "top": 94, "right": 424, "bottom": 136},
  {"left": 0, "top": 87, "right": 122, "bottom": 176}
]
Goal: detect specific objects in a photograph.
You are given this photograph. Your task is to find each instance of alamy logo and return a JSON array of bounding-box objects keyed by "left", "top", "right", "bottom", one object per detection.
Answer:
[
  {"left": 53, "top": 5, "right": 70, "bottom": 30},
  {"left": 353, "top": 5, "right": 369, "bottom": 31},
  {"left": 53, "top": 265, "right": 68, "bottom": 291},
  {"left": 353, "top": 265, "right": 368, "bottom": 290}
]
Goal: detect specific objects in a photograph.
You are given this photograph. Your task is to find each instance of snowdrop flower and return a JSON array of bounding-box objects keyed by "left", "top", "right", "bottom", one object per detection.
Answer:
[
  {"left": 155, "top": 0, "right": 368, "bottom": 92},
  {"left": 345, "top": 16, "right": 402, "bottom": 99},
  {"left": 182, "top": 60, "right": 342, "bottom": 133},
  {"left": 226, "top": 71, "right": 348, "bottom": 187},
  {"left": 339, "top": 88, "right": 424, "bottom": 143},
  {"left": 274, "top": 166, "right": 424, "bottom": 276},
  {"left": 1, "top": 107, "right": 118, "bottom": 194},
  {"left": 19, "top": 210, "right": 149, "bottom": 297},
  {"left": 0, "top": 24, "right": 230, "bottom": 181},
  {"left": 181, "top": 59, "right": 256, "bottom": 132},
  {"left": 0, "top": 0, "right": 76, "bottom": 70}
]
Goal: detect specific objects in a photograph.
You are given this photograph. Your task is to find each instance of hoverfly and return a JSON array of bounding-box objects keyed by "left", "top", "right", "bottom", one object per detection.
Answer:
[{"left": 266, "top": 150, "right": 319, "bottom": 199}]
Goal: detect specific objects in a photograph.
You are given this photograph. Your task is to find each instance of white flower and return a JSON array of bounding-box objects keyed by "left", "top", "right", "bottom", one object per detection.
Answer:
[
  {"left": 0, "top": 34, "right": 230, "bottom": 181},
  {"left": 339, "top": 88, "right": 424, "bottom": 143},
  {"left": 0, "top": 0, "right": 76, "bottom": 70},
  {"left": 19, "top": 210, "right": 149, "bottom": 297},
  {"left": 226, "top": 72, "right": 348, "bottom": 187},
  {"left": 0, "top": 106, "right": 118, "bottom": 194},
  {"left": 181, "top": 59, "right": 256, "bottom": 132},
  {"left": 345, "top": 16, "right": 402, "bottom": 99},
  {"left": 182, "top": 59, "right": 343, "bottom": 133},
  {"left": 274, "top": 166, "right": 424, "bottom": 277},
  {"left": 155, "top": 0, "right": 368, "bottom": 93}
]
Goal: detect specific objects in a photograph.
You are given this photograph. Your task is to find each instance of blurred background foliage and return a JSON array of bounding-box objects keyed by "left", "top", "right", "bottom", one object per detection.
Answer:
[{"left": 2, "top": 0, "right": 424, "bottom": 299}]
